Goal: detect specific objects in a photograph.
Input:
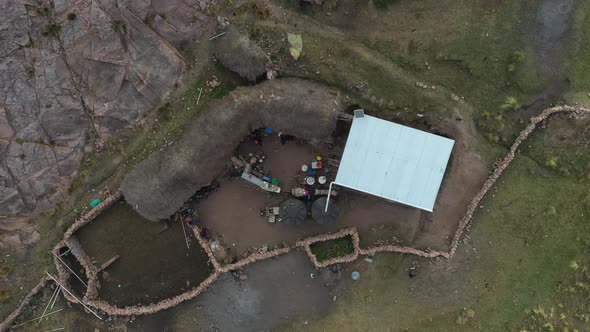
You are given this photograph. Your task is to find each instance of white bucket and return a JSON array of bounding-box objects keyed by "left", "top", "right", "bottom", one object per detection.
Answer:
[
  {"left": 306, "top": 177, "right": 315, "bottom": 185},
  {"left": 318, "top": 176, "right": 327, "bottom": 184},
  {"left": 301, "top": 164, "right": 308, "bottom": 172}
]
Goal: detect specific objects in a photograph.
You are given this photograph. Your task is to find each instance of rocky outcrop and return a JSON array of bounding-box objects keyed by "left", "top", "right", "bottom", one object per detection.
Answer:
[
  {"left": 0, "top": 0, "right": 212, "bottom": 217},
  {"left": 213, "top": 26, "right": 269, "bottom": 82},
  {"left": 122, "top": 78, "right": 346, "bottom": 221}
]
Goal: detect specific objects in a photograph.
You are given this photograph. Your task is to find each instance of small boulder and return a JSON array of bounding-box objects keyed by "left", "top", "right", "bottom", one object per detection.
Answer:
[{"left": 213, "top": 27, "right": 268, "bottom": 82}]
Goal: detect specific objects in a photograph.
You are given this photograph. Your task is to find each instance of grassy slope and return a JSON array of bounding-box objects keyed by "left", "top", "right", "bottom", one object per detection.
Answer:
[
  {"left": 263, "top": 0, "right": 546, "bottom": 142},
  {"left": 563, "top": 0, "right": 590, "bottom": 105},
  {"left": 262, "top": 1, "right": 589, "bottom": 331},
  {"left": 280, "top": 140, "right": 590, "bottom": 331}
]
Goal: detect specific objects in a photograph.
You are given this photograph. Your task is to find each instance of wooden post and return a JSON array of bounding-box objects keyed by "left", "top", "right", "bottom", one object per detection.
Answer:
[
  {"left": 51, "top": 251, "right": 88, "bottom": 287},
  {"left": 12, "top": 309, "right": 63, "bottom": 328},
  {"left": 181, "top": 220, "right": 190, "bottom": 250},
  {"left": 50, "top": 287, "right": 61, "bottom": 309},
  {"left": 45, "top": 273, "right": 102, "bottom": 321},
  {"left": 196, "top": 88, "right": 203, "bottom": 105},
  {"left": 98, "top": 255, "right": 120, "bottom": 272},
  {"left": 37, "top": 284, "right": 60, "bottom": 326}
]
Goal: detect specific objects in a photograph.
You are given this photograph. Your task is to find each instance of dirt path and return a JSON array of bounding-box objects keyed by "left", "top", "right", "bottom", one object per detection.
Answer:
[
  {"left": 194, "top": 251, "right": 334, "bottom": 332},
  {"left": 519, "top": 0, "right": 575, "bottom": 119}
]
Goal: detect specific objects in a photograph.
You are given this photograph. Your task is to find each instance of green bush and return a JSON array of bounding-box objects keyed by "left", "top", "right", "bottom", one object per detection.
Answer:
[
  {"left": 507, "top": 50, "right": 525, "bottom": 72},
  {"left": 111, "top": 20, "right": 127, "bottom": 34},
  {"left": 500, "top": 96, "right": 520, "bottom": 111},
  {"left": 0, "top": 266, "right": 12, "bottom": 278},
  {"left": 0, "top": 290, "right": 10, "bottom": 303},
  {"left": 41, "top": 24, "right": 62, "bottom": 37},
  {"left": 35, "top": 5, "right": 50, "bottom": 16}
]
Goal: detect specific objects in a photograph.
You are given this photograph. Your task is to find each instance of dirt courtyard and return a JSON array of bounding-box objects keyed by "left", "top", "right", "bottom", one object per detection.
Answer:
[
  {"left": 194, "top": 123, "right": 487, "bottom": 257},
  {"left": 75, "top": 201, "right": 213, "bottom": 307}
]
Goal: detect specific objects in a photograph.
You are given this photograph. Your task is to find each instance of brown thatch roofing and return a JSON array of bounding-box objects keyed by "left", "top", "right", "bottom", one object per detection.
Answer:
[
  {"left": 312, "top": 196, "right": 339, "bottom": 225},
  {"left": 277, "top": 198, "right": 307, "bottom": 225},
  {"left": 121, "top": 78, "right": 346, "bottom": 221}
]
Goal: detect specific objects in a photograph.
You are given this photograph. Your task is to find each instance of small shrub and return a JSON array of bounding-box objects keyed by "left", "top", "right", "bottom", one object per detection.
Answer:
[
  {"left": 111, "top": 20, "right": 127, "bottom": 34},
  {"left": 35, "top": 5, "right": 50, "bottom": 16},
  {"left": 66, "top": 12, "right": 77, "bottom": 20},
  {"left": 507, "top": 50, "right": 525, "bottom": 72},
  {"left": 373, "top": 0, "right": 400, "bottom": 9},
  {"left": 41, "top": 23, "right": 62, "bottom": 37},
  {"left": 544, "top": 205, "right": 558, "bottom": 217},
  {"left": 545, "top": 156, "right": 559, "bottom": 168},
  {"left": 0, "top": 290, "right": 10, "bottom": 303},
  {"left": 157, "top": 102, "right": 172, "bottom": 120},
  {"left": 456, "top": 308, "right": 476, "bottom": 325},
  {"left": 500, "top": 96, "right": 520, "bottom": 111},
  {"left": 0, "top": 266, "right": 12, "bottom": 278},
  {"left": 15, "top": 138, "right": 24, "bottom": 145},
  {"left": 238, "top": 1, "right": 270, "bottom": 19},
  {"left": 144, "top": 13, "right": 156, "bottom": 26}
]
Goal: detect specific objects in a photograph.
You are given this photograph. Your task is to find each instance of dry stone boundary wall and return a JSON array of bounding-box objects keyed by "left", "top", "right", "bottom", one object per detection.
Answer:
[{"left": 2, "top": 105, "right": 589, "bottom": 330}]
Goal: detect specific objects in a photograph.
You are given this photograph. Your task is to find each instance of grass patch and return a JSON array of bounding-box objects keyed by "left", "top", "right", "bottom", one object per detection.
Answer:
[
  {"left": 0, "top": 291, "right": 10, "bottom": 303},
  {"left": 373, "top": 0, "right": 400, "bottom": 10},
  {"left": 0, "top": 266, "right": 12, "bottom": 278},
  {"left": 563, "top": 0, "right": 590, "bottom": 106},
  {"left": 521, "top": 116, "right": 590, "bottom": 180},
  {"left": 111, "top": 20, "right": 127, "bottom": 34},
  {"left": 35, "top": 5, "right": 50, "bottom": 16},
  {"left": 518, "top": 258, "right": 590, "bottom": 331},
  {"left": 310, "top": 235, "right": 354, "bottom": 262},
  {"left": 41, "top": 24, "right": 62, "bottom": 37}
]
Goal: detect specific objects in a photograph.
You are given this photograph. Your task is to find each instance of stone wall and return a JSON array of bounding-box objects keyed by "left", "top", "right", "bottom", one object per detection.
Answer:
[{"left": 3, "top": 106, "right": 589, "bottom": 329}]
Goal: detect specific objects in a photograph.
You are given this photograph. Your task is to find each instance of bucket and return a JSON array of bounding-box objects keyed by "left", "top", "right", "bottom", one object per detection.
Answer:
[
  {"left": 351, "top": 271, "right": 360, "bottom": 281},
  {"left": 318, "top": 176, "right": 327, "bottom": 184},
  {"left": 301, "top": 164, "right": 308, "bottom": 172},
  {"left": 306, "top": 177, "right": 315, "bottom": 185}
]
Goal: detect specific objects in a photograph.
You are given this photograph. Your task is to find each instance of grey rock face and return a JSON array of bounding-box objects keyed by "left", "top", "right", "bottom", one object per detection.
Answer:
[
  {"left": 0, "top": 0, "right": 211, "bottom": 216},
  {"left": 213, "top": 27, "right": 269, "bottom": 82}
]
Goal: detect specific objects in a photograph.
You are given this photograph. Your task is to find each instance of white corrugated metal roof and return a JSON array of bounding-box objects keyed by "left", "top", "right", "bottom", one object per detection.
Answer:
[{"left": 334, "top": 112, "right": 454, "bottom": 212}]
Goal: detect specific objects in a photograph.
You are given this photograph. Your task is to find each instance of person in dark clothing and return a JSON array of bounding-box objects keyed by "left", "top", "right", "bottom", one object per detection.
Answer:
[
  {"left": 279, "top": 132, "right": 295, "bottom": 145},
  {"left": 199, "top": 227, "right": 211, "bottom": 240}
]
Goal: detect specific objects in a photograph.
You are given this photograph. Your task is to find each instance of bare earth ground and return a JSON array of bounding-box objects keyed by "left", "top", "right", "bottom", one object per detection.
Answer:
[
  {"left": 75, "top": 201, "right": 213, "bottom": 307},
  {"left": 194, "top": 251, "right": 336, "bottom": 331},
  {"left": 196, "top": 118, "right": 487, "bottom": 256}
]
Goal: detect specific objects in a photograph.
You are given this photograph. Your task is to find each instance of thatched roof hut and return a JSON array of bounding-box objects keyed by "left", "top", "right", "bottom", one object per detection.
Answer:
[
  {"left": 277, "top": 198, "right": 307, "bottom": 225},
  {"left": 121, "top": 78, "right": 346, "bottom": 221},
  {"left": 312, "top": 197, "right": 339, "bottom": 225}
]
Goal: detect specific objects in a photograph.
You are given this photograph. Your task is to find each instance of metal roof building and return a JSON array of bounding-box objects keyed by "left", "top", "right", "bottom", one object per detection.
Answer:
[{"left": 326, "top": 110, "right": 454, "bottom": 212}]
